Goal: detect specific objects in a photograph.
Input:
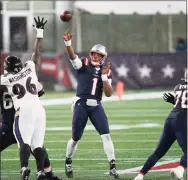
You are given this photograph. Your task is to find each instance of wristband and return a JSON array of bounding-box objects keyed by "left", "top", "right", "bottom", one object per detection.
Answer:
[
  {"left": 101, "top": 74, "right": 108, "bottom": 81},
  {"left": 64, "top": 40, "right": 71, "bottom": 46},
  {"left": 36, "top": 29, "right": 44, "bottom": 38}
]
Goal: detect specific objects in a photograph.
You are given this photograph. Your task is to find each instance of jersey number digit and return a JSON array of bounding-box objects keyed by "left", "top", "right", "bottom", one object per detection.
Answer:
[
  {"left": 175, "top": 90, "right": 187, "bottom": 108},
  {"left": 2, "top": 92, "right": 13, "bottom": 109},
  {"left": 12, "top": 77, "right": 37, "bottom": 99},
  {"left": 91, "top": 78, "right": 98, "bottom": 95}
]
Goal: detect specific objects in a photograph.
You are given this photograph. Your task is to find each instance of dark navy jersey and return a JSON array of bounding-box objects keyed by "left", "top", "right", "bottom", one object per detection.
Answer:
[
  {"left": 76, "top": 57, "right": 112, "bottom": 101},
  {"left": 0, "top": 85, "right": 15, "bottom": 125},
  {"left": 174, "top": 82, "right": 187, "bottom": 109}
]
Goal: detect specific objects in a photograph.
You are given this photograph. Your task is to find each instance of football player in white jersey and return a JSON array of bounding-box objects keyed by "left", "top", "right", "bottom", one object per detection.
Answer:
[{"left": 1, "top": 16, "right": 47, "bottom": 180}]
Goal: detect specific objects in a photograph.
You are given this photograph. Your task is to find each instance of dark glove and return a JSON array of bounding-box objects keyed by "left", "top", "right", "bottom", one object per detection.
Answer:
[
  {"left": 33, "top": 16, "right": 47, "bottom": 29},
  {"left": 38, "top": 89, "right": 45, "bottom": 97},
  {"left": 163, "top": 93, "right": 175, "bottom": 105},
  {"left": 33, "top": 16, "right": 47, "bottom": 38}
]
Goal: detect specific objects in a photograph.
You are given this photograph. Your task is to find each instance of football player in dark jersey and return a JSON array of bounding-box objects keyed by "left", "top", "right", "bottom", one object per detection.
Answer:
[
  {"left": 134, "top": 70, "right": 187, "bottom": 180},
  {"left": 63, "top": 29, "right": 119, "bottom": 179},
  {"left": 0, "top": 83, "right": 62, "bottom": 180}
]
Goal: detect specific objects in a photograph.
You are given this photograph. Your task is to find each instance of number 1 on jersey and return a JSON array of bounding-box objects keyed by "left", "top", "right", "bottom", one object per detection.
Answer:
[{"left": 91, "top": 78, "right": 98, "bottom": 95}]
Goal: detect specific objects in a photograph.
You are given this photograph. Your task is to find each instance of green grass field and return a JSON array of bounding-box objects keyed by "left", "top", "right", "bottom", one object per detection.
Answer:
[{"left": 0, "top": 92, "right": 185, "bottom": 180}]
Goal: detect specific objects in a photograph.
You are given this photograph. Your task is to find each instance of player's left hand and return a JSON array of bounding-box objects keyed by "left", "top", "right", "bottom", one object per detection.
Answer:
[
  {"left": 102, "top": 62, "right": 111, "bottom": 74},
  {"left": 33, "top": 16, "right": 47, "bottom": 30},
  {"left": 163, "top": 93, "right": 175, "bottom": 105}
]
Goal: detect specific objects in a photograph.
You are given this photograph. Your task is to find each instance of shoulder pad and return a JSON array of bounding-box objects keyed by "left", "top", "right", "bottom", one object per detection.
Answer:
[
  {"left": 81, "top": 57, "right": 89, "bottom": 66},
  {"left": 174, "top": 84, "right": 180, "bottom": 92}
]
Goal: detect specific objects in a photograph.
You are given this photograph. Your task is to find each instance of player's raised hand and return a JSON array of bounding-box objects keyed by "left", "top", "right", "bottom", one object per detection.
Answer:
[
  {"left": 102, "top": 62, "right": 111, "bottom": 74},
  {"left": 33, "top": 16, "right": 47, "bottom": 30},
  {"left": 63, "top": 29, "right": 72, "bottom": 41},
  {"left": 163, "top": 93, "right": 175, "bottom": 105}
]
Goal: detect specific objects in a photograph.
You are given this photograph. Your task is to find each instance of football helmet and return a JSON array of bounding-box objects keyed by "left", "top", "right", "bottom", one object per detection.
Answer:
[
  {"left": 181, "top": 69, "right": 187, "bottom": 82},
  {"left": 5, "top": 55, "right": 23, "bottom": 73},
  {"left": 89, "top": 44, "right": 107, "bottom": 66}
]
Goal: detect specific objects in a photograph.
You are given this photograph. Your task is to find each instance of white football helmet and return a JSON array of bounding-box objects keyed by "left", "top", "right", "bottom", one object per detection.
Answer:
[{"left": 89, "top": 44, "right": 107, "bottom": 66}]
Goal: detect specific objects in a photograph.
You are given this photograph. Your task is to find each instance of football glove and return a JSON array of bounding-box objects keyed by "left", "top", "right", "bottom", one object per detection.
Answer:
[
  {"left": 163, "top": 93, "right": 175, "bottom": 105},
  {"left": 33, "top": 16, "right": 47, "bottom": 38},
  {"left": 38, "top": 89, "right": 45, "bottom": 97}
]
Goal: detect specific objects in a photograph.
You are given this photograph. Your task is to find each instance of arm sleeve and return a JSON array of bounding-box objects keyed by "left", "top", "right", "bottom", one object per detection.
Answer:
[
  {"left": 25, "top": 60, "right": 35, "bottom": 70},
  {"left": 174, "top": 85, "right": 179, "bottom": 92},
  {"left": 70, "top": 55, "right": 83, "bottom": 69}
]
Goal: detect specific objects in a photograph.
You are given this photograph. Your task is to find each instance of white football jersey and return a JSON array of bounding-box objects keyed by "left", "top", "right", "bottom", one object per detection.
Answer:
[{"left": 1, "top": 60, "right": 41, "bottom": 110}]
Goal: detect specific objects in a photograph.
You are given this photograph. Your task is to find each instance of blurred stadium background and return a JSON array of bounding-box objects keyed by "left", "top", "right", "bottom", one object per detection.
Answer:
[{"left": 0, "top": 1, "right": 187, "bottom": 179}]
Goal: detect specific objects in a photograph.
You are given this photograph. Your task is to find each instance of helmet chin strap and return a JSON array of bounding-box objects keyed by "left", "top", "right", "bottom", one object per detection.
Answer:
[{"left": 91, "top": 60, "right": 100, "bottom": 66}]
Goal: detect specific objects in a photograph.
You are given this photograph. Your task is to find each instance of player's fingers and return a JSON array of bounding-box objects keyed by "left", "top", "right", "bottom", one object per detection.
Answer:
[
  {"left": 41, "top": 17, "right": 44, "bottom": 23},
  {"left": 163, "top": 93, "right": 167, "bottom": 99},
  {"left": 38, "top": 16, "right": 40, "bottom": 23},
  {"left": 63, "top": 35, "right": 67, "bottom": 40},
  {"left": 43, "top": 20, "right": 47, "bottom": 26},
  {"left": 34, "top": 17, "right": 37, "bottom": 24},
  {"left": 164, "top": 94, "right": 169, "bottom": 99}
]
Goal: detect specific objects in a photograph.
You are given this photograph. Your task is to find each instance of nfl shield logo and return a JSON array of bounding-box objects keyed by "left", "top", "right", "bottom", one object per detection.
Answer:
[
  {"left": 95, "top": 67, "right": 100, "bottom": 71},
  {"left": 95, "top": 66, "right": 100, "bottom": 74}
]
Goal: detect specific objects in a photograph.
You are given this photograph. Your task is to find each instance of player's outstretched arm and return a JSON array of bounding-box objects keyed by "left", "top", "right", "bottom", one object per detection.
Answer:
[
  {"left": 63, "top": 29, "right": 82, "bottom": 69},
  {"left": 102, "top": 62, "right": 113, "bottom": 97},
  {"left": 31, "top": 16, "right": 47, "bottom": 72},
  {"left": 63, "top": 29, "right": 77, "bottom": 60}
]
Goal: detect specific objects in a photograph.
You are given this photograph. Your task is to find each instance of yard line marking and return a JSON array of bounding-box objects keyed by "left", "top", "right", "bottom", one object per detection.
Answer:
[
  {"left": 43, "top": 140, "right": 160, "bottom": 143},
  {"left": 45, "top": 123, "right": 161, "bottom": 131},
  {"left": 41, "top": 91, "right": 173, "bottom": 106},
  {"left": 1, "top": 157, "right": 179, "bottom": 161},
  {"left": 45, "top": 132, "right": 161, "bottom": 135},
  {"left": 3, "top": 148, "right": 180, "bottom": 152}
]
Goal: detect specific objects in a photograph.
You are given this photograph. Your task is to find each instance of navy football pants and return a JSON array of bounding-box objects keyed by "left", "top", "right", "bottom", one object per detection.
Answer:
[
  {"left": 72, "top": 99, "right": 110, "bottom": 141},
  {"left": 141, "top": 109, "right": 187, "bottom": 174}
]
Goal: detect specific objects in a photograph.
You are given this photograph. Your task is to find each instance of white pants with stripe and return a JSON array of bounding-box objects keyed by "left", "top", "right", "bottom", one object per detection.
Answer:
[{"left": 13, "top": 102, "right": 46, "bottom": 151}]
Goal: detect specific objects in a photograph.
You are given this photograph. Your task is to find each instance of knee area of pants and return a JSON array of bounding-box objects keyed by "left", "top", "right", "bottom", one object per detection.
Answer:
[
  {"left": 31, "top": 146, "right": 43, "bottom": 153},
  {"left": 33, "top": 147, "right": 44, "bottom": 154},
  {"left": 20, "top": 144, "right": 30, "bottom": 152},
  {"left": 153, "top": 152, "right": 161, "bottom": 159},
  {"left": 72, "top": 136, "right": 80, "bottom": 143},
  {"left": 101, "top": 134, "right": 111, "bottom": 141}
]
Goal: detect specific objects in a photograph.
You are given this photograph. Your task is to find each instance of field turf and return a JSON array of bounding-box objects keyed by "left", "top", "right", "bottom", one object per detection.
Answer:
[{"left": 0, "top": 91, "right": 186, "bottom": 180}]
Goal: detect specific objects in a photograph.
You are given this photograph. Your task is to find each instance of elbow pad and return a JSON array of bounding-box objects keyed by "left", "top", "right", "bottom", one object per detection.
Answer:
[{"left": 70, "top": 56, "right": 82, "bottom": 69}]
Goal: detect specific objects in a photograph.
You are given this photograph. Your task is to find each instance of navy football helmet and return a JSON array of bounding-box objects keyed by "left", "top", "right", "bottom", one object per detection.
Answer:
[
  {"left": 181, "top": 69, "right": 187, "bottom": 82},
  {"left": 5, "top": 55, "right": 23, "bottom": 73}
]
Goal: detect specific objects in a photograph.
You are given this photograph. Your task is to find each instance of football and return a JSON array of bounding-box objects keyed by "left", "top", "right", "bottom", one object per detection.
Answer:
[{"left": 60, "top": 11, "right": 72, "bottom": 22}]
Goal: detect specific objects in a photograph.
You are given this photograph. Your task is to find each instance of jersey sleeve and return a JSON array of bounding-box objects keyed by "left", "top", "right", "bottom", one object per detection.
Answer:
[
  {"left": 25, "top": 60, "right": 35, "bottom": 71},
  {"left": 70, "top": 55, "right": 83, "bottom": 70},
  {"left": 0, "top": 75, "right": 9, "bottom": 85},
  {"left": 107, "top": 69, "right": 112, "bottom": 85},
  {"left": 174, "top": 84, "right": 180, "bottom": 92}
]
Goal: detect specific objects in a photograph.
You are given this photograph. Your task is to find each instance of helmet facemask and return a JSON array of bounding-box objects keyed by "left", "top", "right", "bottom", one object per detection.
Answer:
[{"left": 89, "top": 52, "right": 106, "bottom": 66}]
